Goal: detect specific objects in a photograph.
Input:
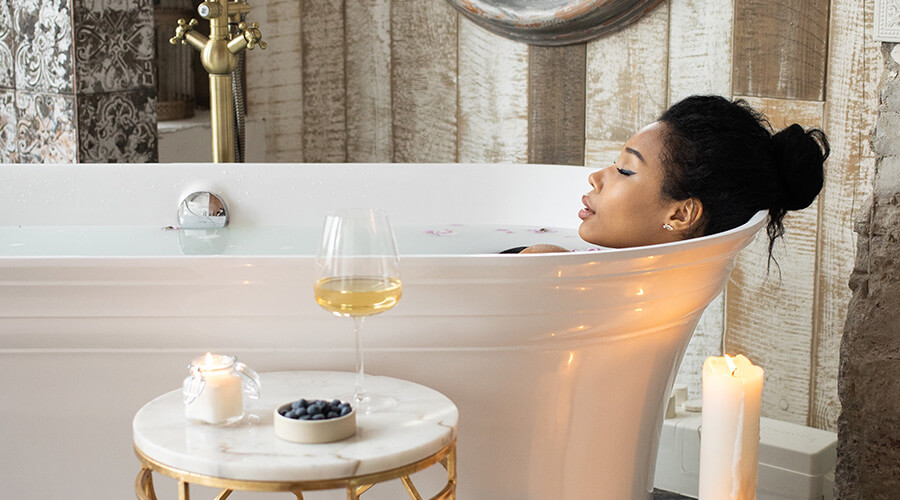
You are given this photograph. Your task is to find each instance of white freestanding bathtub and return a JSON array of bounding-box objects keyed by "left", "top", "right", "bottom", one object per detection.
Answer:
[{"left": 0, "top": 163, "right": 764, "bottom": 499}]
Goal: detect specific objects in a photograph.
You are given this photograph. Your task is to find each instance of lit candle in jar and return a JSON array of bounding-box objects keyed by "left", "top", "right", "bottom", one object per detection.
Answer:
[
  {"left": 184, "top": 352, "right": 243, "bottom": 425},
  {"left": 699, "top": 354, "right": 764, "bottom": 500}
]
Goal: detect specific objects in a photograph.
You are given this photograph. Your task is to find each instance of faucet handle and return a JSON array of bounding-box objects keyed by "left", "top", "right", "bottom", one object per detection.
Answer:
[
  {"left": 170, "top": 18, "right": 199, "bottom": 45},
  {"left": 238, "top": 21, "right": 267, "bottom": 50}
]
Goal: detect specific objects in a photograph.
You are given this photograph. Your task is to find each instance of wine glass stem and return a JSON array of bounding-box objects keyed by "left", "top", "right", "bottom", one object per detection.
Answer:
[{"left": 353, "top": 316, "right": 367, "bottom": 404}]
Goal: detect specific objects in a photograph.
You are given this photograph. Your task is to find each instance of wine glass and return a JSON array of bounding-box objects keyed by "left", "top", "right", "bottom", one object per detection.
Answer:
[{"left": 314, "top": 208, "right": 402, "bottom": 413}]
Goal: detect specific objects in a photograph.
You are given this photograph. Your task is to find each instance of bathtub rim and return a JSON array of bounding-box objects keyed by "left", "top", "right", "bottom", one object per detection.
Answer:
[{"left": 0, "top": 211, "right": 767, "bottom": 262}]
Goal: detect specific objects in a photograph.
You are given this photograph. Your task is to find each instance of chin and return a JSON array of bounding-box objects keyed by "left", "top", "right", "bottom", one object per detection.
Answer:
[{"left": 578, "top": 224, "right": 607, "bottom": 247}]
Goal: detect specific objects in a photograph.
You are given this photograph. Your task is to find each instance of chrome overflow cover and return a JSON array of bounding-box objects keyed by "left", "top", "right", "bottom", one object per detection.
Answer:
[{"left": 178, "top": 192, "right": 229, "bottom": 229}]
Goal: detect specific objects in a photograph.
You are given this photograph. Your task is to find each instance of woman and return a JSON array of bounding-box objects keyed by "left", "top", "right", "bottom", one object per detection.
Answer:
[{"left": 516, "top": 95, "right": 829, "bottom": 261}]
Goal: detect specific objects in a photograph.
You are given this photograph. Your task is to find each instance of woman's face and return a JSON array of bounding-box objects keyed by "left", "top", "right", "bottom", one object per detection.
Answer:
[{"left": 578, "top": 122, "right": 683, "bottom": 248}]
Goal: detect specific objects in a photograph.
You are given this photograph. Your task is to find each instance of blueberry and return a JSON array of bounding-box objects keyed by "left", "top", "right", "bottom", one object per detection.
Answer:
[
  {"left": 311, "top": 414, "right": 325, "bottom": 420},
  {"left": 306, "top": 405, "right": 322, "bottom": 415},
  {"left": 295, "top": 407, "right": 307, "bottom": 416},
  {"left": 331, "top": 399, "right": 341, "bottom": 407},
  {"left": 327, "top": 411, "right": 339, "bottom": 419},
  {"left": 293, "top": 399, "right": 308, "bottom": 409},
  {"left": 339, "top": 406, "right": 351, "bottom": 416},
  {"left": 285, "top": 410, "right": 299, "bottom": 419},
  {"left": 299, "top": 415, "right": 311, "bottom": 420},
  {"left": 279, "top": 407, "right": 290, "bottom": 416}
]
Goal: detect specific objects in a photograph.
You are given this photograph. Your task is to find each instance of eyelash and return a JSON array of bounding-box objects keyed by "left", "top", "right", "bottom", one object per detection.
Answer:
[{"left": 616, "top": 167, "right": 636, "bottom": 176}]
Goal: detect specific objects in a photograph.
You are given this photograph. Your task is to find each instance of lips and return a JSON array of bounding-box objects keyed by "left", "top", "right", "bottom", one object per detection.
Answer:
[{"left": 579, "top": 195, "right": 595, "bottom": 220}]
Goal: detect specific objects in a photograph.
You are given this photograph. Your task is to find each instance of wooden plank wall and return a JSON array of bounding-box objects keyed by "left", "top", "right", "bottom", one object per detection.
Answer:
[
  {"left": 458, "top": 19, "right": 529, "bottom": 164},
  {"left": 529, "top": 45, "right": 586, "bottom": 166},
  {"left": 815, "top": 0, "right": 878, "bottom": 430},
  {"left": 245, "top": 0, "right": 303, "bottom": 162},
  {"left": 245, "top": 0, "right": 879, "bottom": 431},
  {"left": 346, "top": 0, "right": 393, "bottom": 163}
]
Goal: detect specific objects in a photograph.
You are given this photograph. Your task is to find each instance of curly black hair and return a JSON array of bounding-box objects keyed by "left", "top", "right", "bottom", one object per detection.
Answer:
[{"left": 658, "top": 95, "right": 829, "bottom": 266}]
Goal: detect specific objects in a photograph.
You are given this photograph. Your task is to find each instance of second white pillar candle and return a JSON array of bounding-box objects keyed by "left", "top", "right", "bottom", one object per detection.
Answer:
[{"left": 698, "top": 354, "right": 764, "bottom": 500}]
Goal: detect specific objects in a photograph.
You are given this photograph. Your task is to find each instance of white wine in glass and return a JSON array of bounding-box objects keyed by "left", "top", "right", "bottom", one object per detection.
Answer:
[
  {"left": 314, "top": 277, "right": 402, "bottom": 317},
  {"left": 314, "top": 208, "right": 402, "bottom": 413}
]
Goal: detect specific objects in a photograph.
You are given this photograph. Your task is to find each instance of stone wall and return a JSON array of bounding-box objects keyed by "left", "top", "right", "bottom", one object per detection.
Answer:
[{"left": 836, "top": 43, "right": 900, "bottom": 498}]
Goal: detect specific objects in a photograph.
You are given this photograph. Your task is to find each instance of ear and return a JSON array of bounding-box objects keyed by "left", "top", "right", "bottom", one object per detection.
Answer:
[{"left": 665, "top": 197, "right": 703, "bottom": 235}]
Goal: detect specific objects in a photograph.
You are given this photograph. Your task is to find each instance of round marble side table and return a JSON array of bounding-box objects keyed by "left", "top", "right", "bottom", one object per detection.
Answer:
[{"left": 133, "top": 371, "right": 458, "bottom": 499}]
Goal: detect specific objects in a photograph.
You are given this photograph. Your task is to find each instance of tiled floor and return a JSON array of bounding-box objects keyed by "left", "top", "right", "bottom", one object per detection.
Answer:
[{"left": 652, "top": 489, "right": 694, "bottom": 499}]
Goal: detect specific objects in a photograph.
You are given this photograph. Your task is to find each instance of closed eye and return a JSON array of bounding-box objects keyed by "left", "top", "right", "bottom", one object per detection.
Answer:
[{"left": 617, "top": 167, "right": 636, "bottom": 176}]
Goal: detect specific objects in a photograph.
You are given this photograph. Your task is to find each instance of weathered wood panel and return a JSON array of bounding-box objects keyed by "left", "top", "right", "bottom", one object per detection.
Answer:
[
  {"left": 300, "top": 0, "right": 346, "bottom": 163},
  {"left": 390, "top": 0, "right": 458, "bottom": 163},
  {"left": 245, "top": 0, "right": 304, "bottom": 162},
  {"left": 667, "top": 0, "right": 733, "bottom": 106},
  {"left": 668, "top": 0, "right": 735, "bottom": 400},
  {"left": 458, "top": 18, "right": 528, "bottom": 164},
  {"left": 814, "top": 0, "right": 878, "bottom": 431},
  {"left": 726, "top": 97, "right": 824, "bottom": 425},
  {"left": 527, "top": 44, "right": 585, "bottom": 166},
  {"left": 732, "top": 0, "right": 830, "bottom": 101},
  {"left": 345, "top": 0, "right": 393, "bottom": 163},
  {"left": 584, "top": 3, "right": 668, "bottom": 169}
]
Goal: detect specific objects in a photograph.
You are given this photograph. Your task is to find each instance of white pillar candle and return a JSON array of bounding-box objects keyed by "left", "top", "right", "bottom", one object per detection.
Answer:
[
  {"left": 699, "top": 354, "right": 764, "bottom": 500},
  {"left": 185, "top": 353, "right": 243, "bottom": 425}
]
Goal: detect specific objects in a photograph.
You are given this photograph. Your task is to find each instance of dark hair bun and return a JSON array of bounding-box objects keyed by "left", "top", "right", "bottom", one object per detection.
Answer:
[{"left": 771, "top": 124, "right": 829, "bottom": 211}]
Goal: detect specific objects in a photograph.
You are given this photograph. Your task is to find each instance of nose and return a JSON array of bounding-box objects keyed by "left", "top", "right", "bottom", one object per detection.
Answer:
[{"left": 588, "top": 168, "right": 606, "bottom": 191}]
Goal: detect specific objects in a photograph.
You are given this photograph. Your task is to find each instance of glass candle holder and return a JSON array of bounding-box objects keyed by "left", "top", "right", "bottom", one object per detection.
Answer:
[{"left": 183, "top": 353, "right": 260, "bottom": 425}]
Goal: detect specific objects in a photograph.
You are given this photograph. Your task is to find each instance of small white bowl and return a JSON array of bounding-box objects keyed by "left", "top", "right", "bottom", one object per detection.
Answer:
[{"left": 273, "top": 401, "right": 357, "bottom": 444}]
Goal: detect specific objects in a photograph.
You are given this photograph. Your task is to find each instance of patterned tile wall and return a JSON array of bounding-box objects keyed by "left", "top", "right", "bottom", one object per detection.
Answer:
[
  {"left": 73, "top": 0, "right": 157, "bottom": 162},
  {"left": 15, "top": 90, "right": 76, "bottom": 163},
  {"left": 73, "top": 0, "right": 155, "bottom": 93},
  {"left": 0, "top": 89, "right": 16, "bottom": 162},
  {"left": 8, "top": 0, "right": 77, "bottom": 163},
  {"left": 78, "top": 88, "right": 156, "bottom": 162},
  {"left": 1, "top": 0, "right": 157, "bottom": 163},
  {"left": 0, "top": 0, "right": 14, "bottom": 161},
  {"left": 13, "top": 0, "right": 74, "bottom": 94},
  {"left": 1, "top": 0, "right": 15, "bottom": 89}
]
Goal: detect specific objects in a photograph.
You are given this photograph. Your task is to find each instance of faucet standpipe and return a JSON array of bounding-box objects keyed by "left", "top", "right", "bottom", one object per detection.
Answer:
[{"left": 169, "top": 0, "right": 267, "bottom": 163}]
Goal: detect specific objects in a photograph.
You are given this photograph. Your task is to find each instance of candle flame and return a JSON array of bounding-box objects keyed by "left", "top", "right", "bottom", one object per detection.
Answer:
[
  {"left": 204, "top": 352, "right": 214, "bottom": 369},
  {"left": 725, "top": 354, "right": 737, "bottom": 376}
]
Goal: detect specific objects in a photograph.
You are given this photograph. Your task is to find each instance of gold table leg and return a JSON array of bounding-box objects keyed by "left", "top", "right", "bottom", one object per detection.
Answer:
[
  {"left": 214, "top": 489, "right": 234, "bottom": 500},
  {"left": 178, "top": 480, "right": 190, "bottom": 500},
  {"left": 401, "top": 476, "right": 423, "bottom": 499},
  {"left": 136, "top": 468, "right": 158, "bottom": 500}
]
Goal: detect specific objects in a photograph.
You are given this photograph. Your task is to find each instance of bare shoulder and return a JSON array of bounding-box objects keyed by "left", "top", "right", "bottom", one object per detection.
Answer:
[{"left": 519, "top": 244, "right": 570, "bottom": 254}]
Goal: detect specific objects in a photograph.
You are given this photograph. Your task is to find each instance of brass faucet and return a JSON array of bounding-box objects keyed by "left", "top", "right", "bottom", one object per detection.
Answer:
[{"left": 170, "top": 1, "right": 267, "bottom": 163}]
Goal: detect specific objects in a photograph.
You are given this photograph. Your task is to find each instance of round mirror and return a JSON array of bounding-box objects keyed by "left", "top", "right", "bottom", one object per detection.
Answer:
[{"left": 444, "top": 0, "right": 664, "bottom": 45}]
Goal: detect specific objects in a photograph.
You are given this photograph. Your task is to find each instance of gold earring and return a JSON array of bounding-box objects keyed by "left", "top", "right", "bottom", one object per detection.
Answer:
[{"left": 663, "top": 223, "right": 674, "bottom": 231}]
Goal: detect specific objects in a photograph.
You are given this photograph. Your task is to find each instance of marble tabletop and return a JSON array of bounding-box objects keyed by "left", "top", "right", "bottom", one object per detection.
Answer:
[{"left": 133, "top": 371, "right": 458, "bottom": 482}]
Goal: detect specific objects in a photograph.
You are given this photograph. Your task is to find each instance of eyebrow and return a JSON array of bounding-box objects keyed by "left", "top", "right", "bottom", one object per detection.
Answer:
[{"left": 625, "top": 147, "right": 645, "bottom": 163}]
